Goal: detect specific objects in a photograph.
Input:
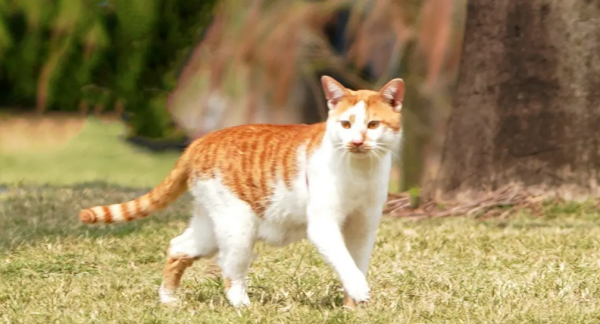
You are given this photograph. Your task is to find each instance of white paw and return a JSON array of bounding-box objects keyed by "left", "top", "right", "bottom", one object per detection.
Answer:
[
  {"left": 343, "top": 273, "right": 370, "bottom": 304},
  {"left": 227, "top": 285, "right": 251, "bottom": 308},
  {"left": 241, "top": 293, "right": 251, "bottom": 306},
  {"left": 159, "top": 284, "right": 179, "bottom": 305}
]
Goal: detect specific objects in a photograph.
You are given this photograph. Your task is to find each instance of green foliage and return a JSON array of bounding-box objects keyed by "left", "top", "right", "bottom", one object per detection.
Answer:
[
  {"left": 408, "top": 186, "right": 421, "bottom": 208},
  {"left": 0, "top": 0, "right": 217, "bottom": 138}
]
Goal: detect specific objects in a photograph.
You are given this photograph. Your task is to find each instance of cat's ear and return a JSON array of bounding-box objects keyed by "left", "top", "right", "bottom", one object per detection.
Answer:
[
  {"left": 321, "top": 75, "right": 347, "bottom": 110},
  {"left": 379, "top": 78, "right": 405, "bottom": 113}
]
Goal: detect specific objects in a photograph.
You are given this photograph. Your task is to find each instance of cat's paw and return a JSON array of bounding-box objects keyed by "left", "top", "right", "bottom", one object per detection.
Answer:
[
  {"left": 227, "top": 285, "right": 251, "bottom": 308},
  {"left": 159, "top": 285, "right": 179, "bottom": 305},
  {"left": 343, "top": 274, "right": 370, "bottom": 304}
]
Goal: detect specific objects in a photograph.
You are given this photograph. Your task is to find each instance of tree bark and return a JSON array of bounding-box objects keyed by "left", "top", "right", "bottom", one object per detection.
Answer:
[{"left": 429, "top": 0, "right": 600, "bottom": 201}]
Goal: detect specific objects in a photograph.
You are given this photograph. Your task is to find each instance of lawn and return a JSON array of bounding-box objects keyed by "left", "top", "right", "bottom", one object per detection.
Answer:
[
  {"left": 2, "top": 186, "right": 600, "bottom": 323},
  {"left": 2, "top": 116, "right": 600, "bottom": 323},
  {"left": 0, "top": 116, "right": 179, "bottom": 187}
]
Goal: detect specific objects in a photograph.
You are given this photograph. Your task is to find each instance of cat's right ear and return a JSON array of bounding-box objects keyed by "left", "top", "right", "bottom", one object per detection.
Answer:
[{"left": 321, "top": 75, "right": 346, "bottom": 110}]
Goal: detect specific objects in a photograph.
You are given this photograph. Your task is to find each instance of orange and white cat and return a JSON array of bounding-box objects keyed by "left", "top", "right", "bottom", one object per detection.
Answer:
[{"left": 78, "top": 76, "right": 405, "bottom": 308}]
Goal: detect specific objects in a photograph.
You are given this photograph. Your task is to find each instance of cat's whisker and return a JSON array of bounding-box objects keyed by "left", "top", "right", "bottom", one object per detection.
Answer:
[
  {"left": 334, "top": 148, "right": 348, "bottom": 170},
  {"left": 330, "top": 145, "right": 347, "bottom": 170},
  {"left": 380, "top": 146, "right": 400, "bottom": 160},
  {"left": 378, "top": 143, "right": 399, "bottom": 152},
  {"left": 371, "top": 150, "right": 385, "bottom": 175},
  {"left": 377, "top": 147, "right": 389, "bottom": 158},
  {"left": 373, "top": 151, "right": 382, "bottom": 165},
  {"left": 372, "top": 143, "right": 399, "bottom": 160},
  {"left": 368, "top": 152, "right": 378, "bottom": 176}
]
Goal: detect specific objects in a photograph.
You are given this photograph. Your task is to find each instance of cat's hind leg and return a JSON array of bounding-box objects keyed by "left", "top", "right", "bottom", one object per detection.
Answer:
[
  {"left": 191, "top": 178, "right": 258, "bottom": 307},
  {"left": 159, "top": 205, "right": 218, "bottom": 304},
  {"left": 213, "top": 207, "right": 257, "bottom": 307}
]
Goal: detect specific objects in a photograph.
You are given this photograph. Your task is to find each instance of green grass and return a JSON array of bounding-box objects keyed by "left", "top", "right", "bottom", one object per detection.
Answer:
[
  {"left": 0, "top": 118, "right": 179, "bottom": 187},
  {"left": 2, "top": 186, "right": 600, "bottom": 323}
]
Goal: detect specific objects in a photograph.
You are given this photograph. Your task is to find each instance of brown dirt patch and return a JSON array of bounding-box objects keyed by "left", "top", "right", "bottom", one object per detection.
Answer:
[
  {"left": 0, "top": 114, "right": 118, "bottom": 153},
  {"left": 385, "top": 185, "right": 547, "bottom": 220}
]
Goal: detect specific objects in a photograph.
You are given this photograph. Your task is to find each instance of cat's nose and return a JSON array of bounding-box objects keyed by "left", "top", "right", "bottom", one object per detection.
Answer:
[{"left": 351, "top": 139, "right": 364, "bottom": 147}]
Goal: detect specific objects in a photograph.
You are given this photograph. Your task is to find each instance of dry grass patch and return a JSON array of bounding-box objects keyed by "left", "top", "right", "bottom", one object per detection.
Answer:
[{"left": 0, "top": 114, "right": 114, "bottom": 153}]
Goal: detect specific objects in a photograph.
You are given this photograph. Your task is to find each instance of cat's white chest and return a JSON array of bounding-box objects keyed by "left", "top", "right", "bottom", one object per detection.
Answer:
[
  {"left": 259, "top": 176, "right": 310, "bottom": 246},
  {"left": 314, "top": 155, "right": 391, "bottom": 212}
]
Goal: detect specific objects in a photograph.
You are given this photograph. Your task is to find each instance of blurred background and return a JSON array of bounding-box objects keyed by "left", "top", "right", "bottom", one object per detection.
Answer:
[{"left": 0, "top": 0, "right": 466, "bottom": 191}]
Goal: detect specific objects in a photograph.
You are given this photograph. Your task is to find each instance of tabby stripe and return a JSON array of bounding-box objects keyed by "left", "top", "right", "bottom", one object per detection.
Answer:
[
  {"left": 133, "top": 198, "right": 142, "bottom": 218},
  {"left": 102, "top": 205, "right": 112, "bottom": 223},
  {"left": 91, "top": 206, "right": 104, "bottom": 223},
  {"left": 123, "top": 201, "right": 136, "bottom": 221}
]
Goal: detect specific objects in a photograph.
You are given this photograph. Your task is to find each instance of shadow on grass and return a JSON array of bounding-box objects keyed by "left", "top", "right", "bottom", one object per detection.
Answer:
[
  {"left": 190, "top": 278, "right": 346, "bottom": 310},
  {"left": 478, "top": 201, "right": 600, "bottom": 231},
  {"left": 0, "top": 182, "right": 191, "bottom": 250}
]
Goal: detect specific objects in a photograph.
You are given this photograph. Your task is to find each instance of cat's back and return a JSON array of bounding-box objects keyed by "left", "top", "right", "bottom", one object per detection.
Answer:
[
  {"left": 186, "top": 122, "right": 326, "bottom": 217},
  {"left": 187, "top": 122, "right": 325, "bottom": 166},
  {"left": 193, "top": 122, "right": 323, "bottom": 148}
]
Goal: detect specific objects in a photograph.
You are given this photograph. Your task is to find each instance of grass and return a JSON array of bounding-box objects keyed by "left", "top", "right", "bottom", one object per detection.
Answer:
[
  {"left": 2, "top": 186, "right": 600, "bottom": 323},
  {"left": 0, "top": 117, "right": 179, "bottom": 187}
]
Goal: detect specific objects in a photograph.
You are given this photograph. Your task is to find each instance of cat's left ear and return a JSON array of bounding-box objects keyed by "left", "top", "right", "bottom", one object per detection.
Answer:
[
  {"left": 379, "top": 78, "right": 405, "bottom": 113},
  {"left": 321, "top": 75, "right": 347, "bottom": 110}
]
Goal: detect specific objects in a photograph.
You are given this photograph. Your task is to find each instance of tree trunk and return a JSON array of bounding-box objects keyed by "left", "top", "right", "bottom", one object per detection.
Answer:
[{"left": 429, "top": 0, "right": 600, "bottom": 201}]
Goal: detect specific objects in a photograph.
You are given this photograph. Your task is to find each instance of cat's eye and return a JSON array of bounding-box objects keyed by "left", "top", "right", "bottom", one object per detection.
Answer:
[
  {"left": 368, "top": 121, "right": 380, "bottom": 129},
  {"left": 341, "top": 121, "right": 351, "bottom": 129}
]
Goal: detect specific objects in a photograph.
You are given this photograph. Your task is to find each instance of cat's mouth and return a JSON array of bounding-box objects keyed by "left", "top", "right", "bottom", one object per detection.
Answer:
[{"left": 346, "top": 145, "right": 369, "bottom": 154}]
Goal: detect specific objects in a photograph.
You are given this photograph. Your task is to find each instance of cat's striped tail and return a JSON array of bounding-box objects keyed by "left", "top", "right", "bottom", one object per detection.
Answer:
[{"left": 78, "top": 157, "right": 190, "bottom": 224}]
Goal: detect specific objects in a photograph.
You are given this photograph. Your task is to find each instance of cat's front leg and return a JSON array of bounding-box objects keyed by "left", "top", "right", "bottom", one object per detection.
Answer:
[
  {"left": 343, "top": 206, "right": 382, "bottom": 274},
  {"left": 306, "top": 204, "right": 370, "bottom": 305},
  {"left": 341, "top": 206, "right": 383, "bottom": 308}
]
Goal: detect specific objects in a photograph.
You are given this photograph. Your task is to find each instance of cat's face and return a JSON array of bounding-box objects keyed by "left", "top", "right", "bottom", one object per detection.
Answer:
[{"left": 322, "top": 76, "right": 404, "bottom": 158}]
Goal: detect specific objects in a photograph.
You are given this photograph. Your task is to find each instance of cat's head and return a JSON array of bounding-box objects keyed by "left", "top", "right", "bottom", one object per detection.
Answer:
[{"left": 321, "top": 75, "right": 405, "bottom": 157}]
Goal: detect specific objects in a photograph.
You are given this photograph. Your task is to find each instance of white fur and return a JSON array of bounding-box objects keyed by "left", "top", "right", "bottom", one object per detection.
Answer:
[
  {"left": 160, "top": 113, "right": 400, "bottom": 307},
  {"left": 159, "top": 285, "right": 178, "bottom": 304},
  {"left": 339, "top": 101, "right": 367, "bottom": 145}
]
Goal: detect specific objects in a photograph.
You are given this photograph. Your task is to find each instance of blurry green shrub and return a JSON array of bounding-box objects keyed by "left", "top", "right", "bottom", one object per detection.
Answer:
[{"left": 0, "top": 0, "right": 217, "bottom": 139}]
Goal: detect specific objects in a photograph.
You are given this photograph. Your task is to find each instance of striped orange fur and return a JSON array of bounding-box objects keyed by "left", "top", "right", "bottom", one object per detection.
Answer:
[{"left": 78, "top": 123, "right": 327, "bottom": 223}]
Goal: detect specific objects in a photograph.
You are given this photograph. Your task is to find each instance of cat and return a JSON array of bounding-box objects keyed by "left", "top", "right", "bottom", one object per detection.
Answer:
[{"left": 78, "top": 75, "right": 405, "bottom": 308}]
